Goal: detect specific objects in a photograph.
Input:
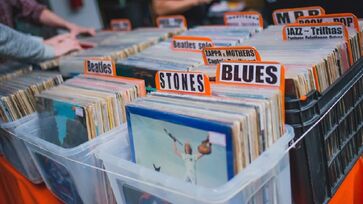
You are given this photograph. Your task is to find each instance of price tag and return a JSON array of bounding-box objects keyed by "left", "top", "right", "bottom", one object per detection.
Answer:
[
  {"left": 224, "top": 11, "right": 263, "bottom": 28},
  {"left": 84, "top": 58, "right": 116, "bottom": 77},
  {"left": 297, "top": 13, "right": 360, "bottom": 32},
  {"left": 110, "top": 19, "right": 132, "bottom": 31},
  {"left": 171, "top": 36, "right": 214, "bottom": 52},
  {"left": 202, "top": 46, "right": 261, "bottom": 65},
  {"left": 157, "top": 15, "right": 187, "bottom": 28},
  {"left": 273, "top": 6, "right": 325, "bottom": 25},
  {"left": 155, "top": 71, "right": 211, "bottom": 96}
]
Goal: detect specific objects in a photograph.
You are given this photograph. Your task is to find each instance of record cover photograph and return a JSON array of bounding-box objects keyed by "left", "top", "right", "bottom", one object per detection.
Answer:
[{"left": 127, "top": 106, "right": 234, "bottom": 188}]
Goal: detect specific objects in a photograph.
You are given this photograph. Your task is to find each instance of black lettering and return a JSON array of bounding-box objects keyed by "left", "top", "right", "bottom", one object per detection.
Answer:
[
  {"left": 221, "top": 64, "right": 233, "bottom": 80},
  {"left": 160, "top": 73, "right": 165, "bottom": 88},
  {"left": 337, "top": 27, "right": 343, "bottom": 34},
  {"left": 308, "top": 9, "right": 320, "bottom": 16},
  {"left": 347, "top": 17, "right": 353, "bottom": 27},
  {"left": 181, "top": 74, "right": 188, "bottom": 90},
  {"left": 174, "top": 73, "right": 180, "bottom": 90},
  {"left": 190, "top": 74, "right": 196, "bottom": 91},
  {"left": 242, "top": 65, "right": 254, "bottom": 82},
  {"left": 255, "top": 65, "right": 264, "bottom": 83},
  {"left": 166, "top": 73, "right": 172, "bottom": 89},
  {"left": 197, "top": 75, "right": 204, "bottom": 92},
  {"left": 265, "top": 66, "right": 278, "bottom": 84},
  {"left": 294, "top": 11, "right": 304, "bottom": 20},
  {"left": 276, "top": 12, "right": 290, "bottom": 24},
  {"left": 234, "top": 65, "right": 242, "bottom": 81}
]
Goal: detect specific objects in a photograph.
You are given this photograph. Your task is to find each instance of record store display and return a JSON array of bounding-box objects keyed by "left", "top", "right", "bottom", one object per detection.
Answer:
[
  {"left": 242, "top": 25, "right": 362, "bottom": 98},
  {"left": 0, "top": 72, "right": 63, "bottom": 123},
  {"left": 117, "top": 26, "right": 260, "bottom": 89},
  {"left": 58, "top": 28, "right": 185, "bottom": 77},
  {"left": 0, "top": 61, "right": 32, "bottom": 82},
  {"left": 1, "top": 3, "right": 363, "bottom": 204},
  {"left": 35, "top": 75, "right": 146, "bottom": 148},
  {"left": 126, "top": 82, "right": 284, "bottom": 188}
]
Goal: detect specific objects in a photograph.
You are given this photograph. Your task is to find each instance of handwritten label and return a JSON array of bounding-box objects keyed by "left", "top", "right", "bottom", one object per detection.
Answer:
[
  {"left": 84, "top": 58, "right": 116, "bottom": 76},
  {"left": 282, "top": 22, "right": 349, "bottom": 41},
  {"left": 297, "top": 13, "right": 360, "bottom": 32},
  {"left": 171, "top": 36, "right": 214, "bottom": 52},
  {"left": 155, "top": 71, "right": 211, "bottom": 96},
  {"left": 224, "top": 11, "right": 263, "bottom": 28},
  {"left": 202, "top": 46, "right": 261, "bottom": 65},
  {"left": 273, "top": 6, "right": 325, "bottom": 25},
  {"left": 110, "top": 19, "right": 132, "bottom": 31},
  {"left": 157, "top": 15, "right": 187, "bottom": 28},
  {"left": 216, "top": 61, "right": 283, "bottom": 87}
]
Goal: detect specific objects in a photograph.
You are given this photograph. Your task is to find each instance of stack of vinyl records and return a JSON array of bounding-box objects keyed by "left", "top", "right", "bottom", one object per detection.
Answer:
[
  {"left": 35, "top": 74, "right": 146, "bottom": 148},
  {"left": 0, "top": 61, "right": 32, "bottom": 82},
  {"left": 125, "top": 84, "right": 283, "bottom": 188},
  {"left": 116, "top": 26, "right": 259, "bottom": 89},
  {"left": 0, "top": 72, "right": 63, "bottom": 123},
  {"left": 58, "top": 28, "right": 185, "bottom": 77},
  {"left": 182, "top": 25, "right": 260, "bottom": 46},
  {"left": 242, "top": 25, "right": 362, "bottom": 98}
]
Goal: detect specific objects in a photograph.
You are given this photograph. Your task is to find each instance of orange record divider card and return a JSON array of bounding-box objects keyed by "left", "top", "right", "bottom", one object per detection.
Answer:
[
  {"left": 224, "top": 11, "right": 264, "bottom": 28},
  {"left": 84, "top": 58, "right": 117, "bottom": 77},
  {"left": 282, "top": 22, "right": 353, "bottom": 65},
  {"left": 297, "top": 13, "right": 360, "bottom": 32},
  {"left": 202, "top": 46, "right": 261, "bottom": 66},
  {"left": 273, "top": 6, "right": 325, "bottom": 25},
  {"left": 155, "top": 70, "right": 211, "bottom": 96},
  {"left": 156, "top": 15, "right": 187, "bottom": 29},
  {"left": 171, "top": 36, "right": 214, "bottom": 52},
  {"left": 216, "top": 61, "right": 286, "bottom": 124},
  {"left": 110, "top": 19, "right": 132, "bottom": 31}
]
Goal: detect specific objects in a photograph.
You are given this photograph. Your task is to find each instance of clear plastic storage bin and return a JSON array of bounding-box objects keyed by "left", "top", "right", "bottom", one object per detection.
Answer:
[
  {"left": 97, "top": 125, "right": 294, "bottom": 204},
  {"left": 15, "top": 116, "right": 128, "bottom": 204},
  {"left": 0, "top": 113, "right": 42, "bottom": 184}
]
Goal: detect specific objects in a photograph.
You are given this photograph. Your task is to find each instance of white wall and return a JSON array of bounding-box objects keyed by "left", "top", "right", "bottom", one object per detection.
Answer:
[{"left": 49, "top": 0, "right": 103, "bottom": 30}]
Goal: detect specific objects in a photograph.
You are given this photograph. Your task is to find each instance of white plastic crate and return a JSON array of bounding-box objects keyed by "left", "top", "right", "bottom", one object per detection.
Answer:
[
  {"left": 15, "top": 116, "right": 128, "bottom": 204},
  {"left": 0, "top": 113, "right": 42, "bottom": 184},
  {"left": 96, "top": 125, "right": 294, "bottom": 204}
]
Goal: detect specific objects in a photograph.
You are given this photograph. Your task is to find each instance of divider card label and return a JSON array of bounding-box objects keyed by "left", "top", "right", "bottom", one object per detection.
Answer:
[
  {"left": 110, "top": 19, "right": 132, "bottom": 31},
  {"left": 224, "top": 11, "right": 263, "bottom": 28},
  {"left": 216, "top": 61, "right": 284, "bottom": 87},
  {"left": 202, "top": 46, "right": 261, "bottom": 65},
  {"left": 282, "top": 22, "right": 349, "bottom": 41},
  {"left": 272, "top": 6, "right": 325, "bottom": 25},
  {"left": 216, "top": 61, "right": 286, "bottom": 125},
  {"left": 155, "top": 71, "right": 211, "bottom": 96},
  {"left": 297, "top": 13, "right": 360, "bottom": 32},
  {"left": 157, "top": 15, "right": 187, "bottom": 29},
  {"left": 171, "top": 36, "right": 214, "bottom": 52},
  {"left": 84, "top": 58, "right": 116, "bottom": 76}
]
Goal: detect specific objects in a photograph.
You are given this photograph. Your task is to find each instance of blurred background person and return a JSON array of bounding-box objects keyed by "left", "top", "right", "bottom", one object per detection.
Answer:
[
  {"left": 0, "top": 24, "right": 81, "bottom": 64},
  {"left": 0, "top": 0, "right": 96, "bottom": 37},
  {"left": 151, "top": 0, "right": 214, "bottom": 27}
]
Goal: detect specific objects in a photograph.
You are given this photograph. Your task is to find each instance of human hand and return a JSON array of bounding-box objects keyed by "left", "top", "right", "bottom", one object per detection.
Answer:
[
  {"left": 44, "top": 33, "right": 73, "bottom": 46},
  {"left": 51, "top": 38, "right": 82, "bottom": 57},
  {"left": 68, "top": 24, "right": 96, "bottom": 38}
]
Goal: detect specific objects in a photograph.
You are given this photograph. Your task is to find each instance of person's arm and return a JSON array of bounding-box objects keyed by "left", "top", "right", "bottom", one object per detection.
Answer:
[
  {"left": 0, "top": 24, "right": 81, "bottom": 63},
  {"left": 0, "top": 24, "right": 54, "bottom": 63},
  {"left": 14, "top": 0, "right": 95, "bottom": 37},
  {"left": 39, "top": 9, "right": 96, "bottom": 37},
  {"left": 173, "top": 142, "right": 182, "bottom": 158},
  {"left": 152, "top": 0, "right": 212, "bottom": 16}
]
